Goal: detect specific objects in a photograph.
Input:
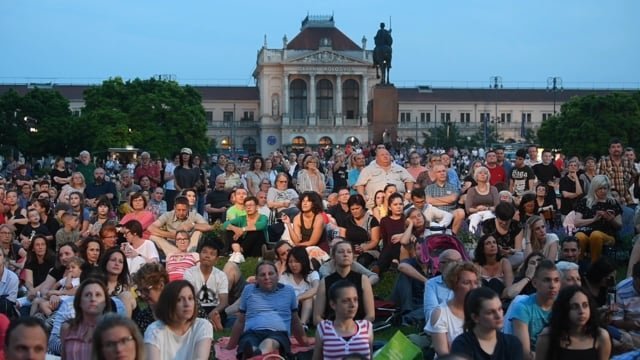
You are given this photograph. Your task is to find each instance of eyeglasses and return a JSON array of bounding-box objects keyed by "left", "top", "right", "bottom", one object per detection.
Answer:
[
  {"left": 176, "top": 237, "right": 189, "bottom": 242},
  {"left": 103, "top": 336, "right": 134, "bottom": 350},
  {"left": 0, "top": 231, "right": 12, "bottom": 235},
  {"left": 277, "top": 180, "right": 287, "bottom": 183}
]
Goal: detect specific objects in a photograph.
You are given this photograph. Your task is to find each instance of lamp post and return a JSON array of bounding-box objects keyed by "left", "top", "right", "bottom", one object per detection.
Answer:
[
  {"left": 546, "top": 77, "right": 563, "bottom": 114},
  {"left": 490, "top": 76, "right": 502, "bottom": 143},
  {"left": 415, "top": 115, "right": 419, "bottom": 147}
]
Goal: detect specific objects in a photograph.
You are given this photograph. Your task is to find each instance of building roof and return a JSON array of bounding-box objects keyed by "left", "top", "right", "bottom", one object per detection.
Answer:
[
  {"left": 286, "top": 16, "right": 361, "bottom": 51},
  {"left": 0, "top": 84, "right": 260, "bottom": 102},
  {"left": 397, "top": 87, "right": 630, "bottom": 103}
]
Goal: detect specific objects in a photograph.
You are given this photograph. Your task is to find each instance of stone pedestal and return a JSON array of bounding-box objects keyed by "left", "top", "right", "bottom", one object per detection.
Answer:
[{"left": 371, "top": 85, "right": 398, "bottom": 145}]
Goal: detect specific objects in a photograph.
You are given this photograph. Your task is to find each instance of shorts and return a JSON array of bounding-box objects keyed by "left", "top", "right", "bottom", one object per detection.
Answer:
[{"left": 237, "top": 329, "right": 290, "bottom": 358}]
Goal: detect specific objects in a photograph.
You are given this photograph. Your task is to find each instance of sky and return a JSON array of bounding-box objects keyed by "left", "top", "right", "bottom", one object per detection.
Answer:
[{"left": 1, "top": 0, "right": 638, "bottom": 89}]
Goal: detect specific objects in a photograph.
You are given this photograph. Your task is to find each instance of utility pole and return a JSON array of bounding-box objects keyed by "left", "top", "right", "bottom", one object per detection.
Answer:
[{"left": 546, "top": 77, "right": 563, "bottom": 114}]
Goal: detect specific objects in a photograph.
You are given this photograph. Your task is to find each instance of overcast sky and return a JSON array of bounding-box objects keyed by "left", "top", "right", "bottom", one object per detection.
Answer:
[{"left": 1, "top": 0, "right": 638, "bottom": 88}]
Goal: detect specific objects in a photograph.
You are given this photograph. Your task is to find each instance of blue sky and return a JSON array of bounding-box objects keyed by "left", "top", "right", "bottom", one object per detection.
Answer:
[{"left": 1, "top": 0, "right": 638, "bottom": 88}]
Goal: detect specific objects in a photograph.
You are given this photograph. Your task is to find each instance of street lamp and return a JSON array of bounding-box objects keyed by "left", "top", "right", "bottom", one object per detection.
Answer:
[
  {"left": 546, "top": 77, "right": 563, "bottom": 114},
  {"left": 23, "top": 116, "right": 38, "bottom": 133}
]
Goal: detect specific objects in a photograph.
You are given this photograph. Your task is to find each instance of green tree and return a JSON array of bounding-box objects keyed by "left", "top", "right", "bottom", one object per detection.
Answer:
[
  {"left": 82, "top": 77, "right": 208, "bottom": 158},
  {"left": 538, "top": 92, "right": 640, "bottom": 157},
  {"left": 422, "top": 122, "right": 461, "bottom": 149},
  {"left": 0, "top": 88, "right": 76, "bottom": 158}
]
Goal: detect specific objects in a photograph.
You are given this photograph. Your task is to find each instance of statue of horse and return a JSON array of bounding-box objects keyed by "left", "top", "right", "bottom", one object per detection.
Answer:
[{"left": 373, "top": 45, "right": 392, "bottom": 85}]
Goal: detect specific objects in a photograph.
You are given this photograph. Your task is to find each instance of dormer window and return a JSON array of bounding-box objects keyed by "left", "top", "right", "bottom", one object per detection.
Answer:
[{"left": 320, "top": 37, "right": 332, "bottom": 47}]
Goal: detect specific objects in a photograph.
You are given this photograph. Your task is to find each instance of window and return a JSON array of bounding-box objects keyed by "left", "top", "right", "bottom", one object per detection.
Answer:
[
  {"left": 205, "top": 111, "right": 213, "bottom": 123},
  {"left": 459, "top": 112, "right": 470, "bottom": 123},
  {"left": 342, "top": 79, "right": 359, "bottom": 119},
  {"left": 223, "top": 111, "right": 233, "bottom": 122},
  {"left": 319, "top": 136, "right": 333, "bottom": 146},
  {"left": 71, "top": 109, "right": 82, "bottom": 117},
  {"left": 290, "top": 79, "right": 307, "bottom": 120},
  {"left": 420, "top": 112, "right": 430, "bottom": 123},
  {"left": 542, "top": 113, "right": 554, "bottom": 121},
  {"left": 500, "top": 113, "right": 511, "bottom": 123},
  {"left": 522, "top": 112, "right": 532, "bottom": 123},
  {"left": 440, "top": 112, "right": 451, "bottom": 123},
  {"left": 242, "top": 111, "right": 254, "bottom": 121},
  {"left": 480, "top": 112, "right": 490, "bottom": 123},
  {"left": 400, "top": 112, "right": 411, "bottom": 123},
  {"left": 316, "top": 79, "right": 334, "bottom": 120},
  {"left": 292, "top": 136, "right": 307, "bottom": 149}
]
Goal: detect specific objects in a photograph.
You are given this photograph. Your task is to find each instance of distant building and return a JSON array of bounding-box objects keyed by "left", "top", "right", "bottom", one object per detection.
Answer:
[{"left": 1, "top": 15, "right": 635, "bottom": 155}]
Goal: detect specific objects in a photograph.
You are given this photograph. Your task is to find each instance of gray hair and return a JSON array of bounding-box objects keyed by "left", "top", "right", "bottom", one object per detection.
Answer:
[
  {"left": 472, "top": 166, "right": 491, "bottom": 182},
  {"left": 585, "top": 175, "right": 615, "bottom": 208},
  {"left": 556, "top": 261, "right": 579, "bottom": 280}
]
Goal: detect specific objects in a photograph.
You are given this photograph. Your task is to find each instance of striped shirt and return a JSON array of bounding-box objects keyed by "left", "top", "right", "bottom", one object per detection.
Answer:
[
  {"left": 612, "top": 277, "right": 640, "bottom": 323},
  {"left": 318, "top": 319, "right": 371, "bottom": 360}
]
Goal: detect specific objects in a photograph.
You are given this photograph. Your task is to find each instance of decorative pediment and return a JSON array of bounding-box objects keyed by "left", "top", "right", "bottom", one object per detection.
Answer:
[{"left": 288, "top": 50, "right": 367, "bottom": 65}]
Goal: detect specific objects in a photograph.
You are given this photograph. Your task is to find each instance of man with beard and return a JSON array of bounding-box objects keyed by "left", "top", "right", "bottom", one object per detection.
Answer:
[
  {"left": 116, "top": 170, "right": 141, "bottom": 205},
  {"left": 148, "top": 196, "right": 210, "bottom": 256},
  {"left": 75, "top": 151, "right": 96, "bottom": 186},
  {"left": 84, "top": 167, "right": 117, "bottom": 209},
  {"left": 485, "top": 149, "right": 507, "bottom": 187}
]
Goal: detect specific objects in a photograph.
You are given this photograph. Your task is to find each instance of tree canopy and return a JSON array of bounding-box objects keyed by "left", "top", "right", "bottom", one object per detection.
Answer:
[
  {"left": 538, "top": 92, "right": 640, "bottom": 157},
  {"left": 0, "top": 77, "right": 209, "bottom": 159},
  {"left": 81, "top": 77, "right": 209, "bottom": 158}
]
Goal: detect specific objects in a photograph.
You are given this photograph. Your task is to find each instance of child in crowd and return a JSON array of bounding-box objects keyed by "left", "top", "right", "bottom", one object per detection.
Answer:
[
  {"left": 31, "top": 256, "right": 84, "bottom": 316},
  {"left": 313, "top": 280, "right": 373, "bottom": 360},
  {"left": 55, "top": 212, "right": 80, "bottom": 249},
  {"left": 20, "top": 208, "right": 51, "bottom": 245}
]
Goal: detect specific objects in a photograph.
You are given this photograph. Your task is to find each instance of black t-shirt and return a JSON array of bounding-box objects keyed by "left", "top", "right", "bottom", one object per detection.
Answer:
[
  {"left": 26, "top": 258, "right": 55, "bottom": 287},
  {"left": 48, "top": 266, "right": 65, "bottom": 282},
  {"left": 327, "top": 205, "right": 350, "bottom": 228},
  {"left": 343, "top": 214, "right": 380, "bottom": 246},
  {"left": 511, "top": 166, "right": 535, "bottom": 196},
  {"left": 451, "top": 331, "right": 523, "bottom": 360},
  {"left": 174, "top": 166, "right": 200, "bottom": 189},
  {"left": 205, "top": 189, "right": 231, "bottom": 222},
  {"left": 20, "top": 224, "right": 51, "bottom": 239},
  {"left": 574, "top": 198, "right": 622, "bottom": 235},
  {"left": 482, "top": 218, "right": 522, "bottom": 250},
  {"left": 49, "top": 168, "right": 71, "bottom": 191},
  {"left": 559, "top": 175, "right": 585, "bottom": 215},
  {"left": 532, "top": 163, "right": 561, "bottom": 184},
  {"left": 332, "top": 165, "right": 348, "bottom": 189}
]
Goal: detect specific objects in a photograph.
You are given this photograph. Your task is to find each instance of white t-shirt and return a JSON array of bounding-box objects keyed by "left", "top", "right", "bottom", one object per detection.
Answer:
[
  {"left": 144, "top": 318, "right": 212, "bottom": 360},
  {"left": 127, "top": 240, "right": 160, "bottom": 274},
  {"left": 183, "top": 266, "right": 229, "bottom": 310},
  {"left": 164, "top": 162, "right": 177, "bottom": 190},
  {"left": 278, "top": 271, "right": 319, "bottom": 297},
  {"left": 425, "top": 302, "right": 464, "bottom": 345}
]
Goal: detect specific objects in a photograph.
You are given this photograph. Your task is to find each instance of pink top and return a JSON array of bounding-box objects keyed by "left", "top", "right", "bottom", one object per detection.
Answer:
[
  {"left": 120, "top": 210, "right": 155, "bottom": 239},
  {"left": 318, "top": 319, "right": 371, "bottom": 360},
  {"left": 62, "top": 322, "right": 94, "bottom": 360},
  {"left": 166, "top": 253, "right": 200, "bottom": 282}
]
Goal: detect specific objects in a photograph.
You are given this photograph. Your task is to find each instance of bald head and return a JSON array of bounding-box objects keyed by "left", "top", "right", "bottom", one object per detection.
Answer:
[{"left": 439, "top": 249, "right": 462, "bottom": 275}]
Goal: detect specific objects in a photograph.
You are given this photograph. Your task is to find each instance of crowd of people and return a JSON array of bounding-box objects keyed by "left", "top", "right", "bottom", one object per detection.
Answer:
[{"left": 0, "top": 139, "right": 639, "bottom": 359}]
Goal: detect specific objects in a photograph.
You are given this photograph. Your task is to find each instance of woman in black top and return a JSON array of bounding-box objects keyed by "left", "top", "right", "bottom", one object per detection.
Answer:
[
  {"left": 313, "top": 241, "right": 374, "bottom": 325},
  {"left": 451, "top": 287, "right": 523, "bottom": 360},
  {"left": 50, "top": 157, "right": 71, "bottom": 191},
  {"left": 536, "top": 286, "right": 611, "bottom": 360},
  {"left": 342, "top": 194, "right": 380, "bottom": 268},
  {"left": 23, "top": 234, "right": 56, "bottom": 298}
]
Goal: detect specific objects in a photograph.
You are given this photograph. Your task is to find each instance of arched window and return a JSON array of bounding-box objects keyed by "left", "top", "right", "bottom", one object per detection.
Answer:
[
  {"left": 342, "top": 79, "right": 359, "bottom": 119},
  {"left": 316, "top": 79, "right": 333, "bottom": 120},
  {"left": 219, "top": 136, "right": 232, "bottom": 150},
  {"left": 292, "top": 136, "right": 307, "bottom": 150},
  {"left": 319, "top": 136, "right": 333, "bottom": 147},
  {"left": 242, "top": 137, "right": 257, "bottom": 154},
  {"left": 290, "top": 79, "right": 307, "bottom": 120}
]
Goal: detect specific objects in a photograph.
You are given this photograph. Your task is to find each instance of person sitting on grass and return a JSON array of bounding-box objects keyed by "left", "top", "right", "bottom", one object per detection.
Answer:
[
  {"left": 312, "top": 280, "right": 373, "bottom": 360},
  {"left": 426, "top": 261, "right": 480, "bottom": 358},
  {"left": 223, "top": 196, "right": 269, "bottom": 264},
  {"left": 278, "top": 246, "right": 319, "bottom": 329},
  {"left": 31, "top": 256, "right": 83, "bottom": 317}
]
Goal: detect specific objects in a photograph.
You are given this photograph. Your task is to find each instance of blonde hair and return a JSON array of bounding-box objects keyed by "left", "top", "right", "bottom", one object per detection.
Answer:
[
  {"left": 444, "top": 261, "right": 480, "bottom": 289},
  {"left": 523, "top": 215, "right": 545, "bottom": 252}
]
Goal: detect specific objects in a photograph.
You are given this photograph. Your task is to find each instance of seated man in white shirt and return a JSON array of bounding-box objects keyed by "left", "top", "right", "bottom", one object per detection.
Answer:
[
  {"left": 406, "top": 188, "right": 453, "bottom": 230},
  {"left": 184, "top": 238, "right": 229, "bottom": 331}
]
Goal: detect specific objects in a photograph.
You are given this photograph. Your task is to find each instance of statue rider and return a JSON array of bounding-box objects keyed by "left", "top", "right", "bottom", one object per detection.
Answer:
[{"left": 374, "top": 22, "right": 393, "bottom": 68}]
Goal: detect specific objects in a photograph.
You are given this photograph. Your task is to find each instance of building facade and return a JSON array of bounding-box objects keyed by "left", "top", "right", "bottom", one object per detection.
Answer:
[{"left": 0, "top": 15, "right": 633, "bottom": 156}]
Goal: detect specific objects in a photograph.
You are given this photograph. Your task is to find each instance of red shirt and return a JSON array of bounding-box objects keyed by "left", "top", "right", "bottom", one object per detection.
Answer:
[
  {"left": 134, "top": 163, "right": 161, "bottom": 188},
  {"left": 487, "top": 164, "right": 507, "bottom": 186}
]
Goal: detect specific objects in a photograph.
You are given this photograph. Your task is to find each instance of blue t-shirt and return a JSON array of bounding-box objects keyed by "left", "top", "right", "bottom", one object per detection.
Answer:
[
  {"left": 506, "top": 293, "right": 551, "bottom": 351},
  {"left": 239, "top": 283, "right": 297, "bottom": 335}
]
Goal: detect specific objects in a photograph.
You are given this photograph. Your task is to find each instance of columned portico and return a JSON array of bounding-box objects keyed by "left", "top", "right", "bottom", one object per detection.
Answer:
[{"left": 361, "top": 75, "right": 368, "bottom": 126}]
